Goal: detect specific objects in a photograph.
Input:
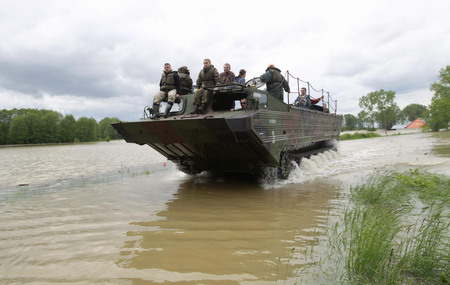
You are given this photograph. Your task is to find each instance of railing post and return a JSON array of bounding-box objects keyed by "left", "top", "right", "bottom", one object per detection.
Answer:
[
  {"left": 286, "top": 71, "right": 289, "bottom": 104},
  {"left": 321, "top": 89, "right": 324, "bottom": 107}
]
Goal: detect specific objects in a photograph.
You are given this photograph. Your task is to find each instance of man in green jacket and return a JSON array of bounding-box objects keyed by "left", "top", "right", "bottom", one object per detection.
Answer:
[
  {"left": 150, "top": 63, "right": 181, "bottom": 119},
  {"left": 191, "top": 58, "right": 220, "bottom": 114},
  {"left": 259, "top": 64, "right": 290, "bottom": 101}
]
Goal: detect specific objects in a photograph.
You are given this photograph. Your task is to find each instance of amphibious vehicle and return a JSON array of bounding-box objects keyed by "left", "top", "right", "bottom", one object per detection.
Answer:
[{"left": 112, "top": 80, "right": 342, "bottom": 179}]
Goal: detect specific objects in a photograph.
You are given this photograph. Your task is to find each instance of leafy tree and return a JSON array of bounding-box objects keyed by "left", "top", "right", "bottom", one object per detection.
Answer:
[
  {"left": 428, "top": 66, "right": 450, "bottom": 131},
  {"left": 376, "top": 104, "right": 401, "bottom": 130},
  {"left": 359, "top": 89, "right": 398, "bottom": 130},
  {"left": 1, "top": 108, "right": 123, "bottom": 145},
  {"left": 0, "top": 109, "right": 13, "bottom": 144},
  {"left": 400, "top": 104, "right": 428, "bottom": 123},
  {"left": 343, "top": 114, "right": 358, "bottom": 131},
  {"left": 7, "top": 110, "right": 62, "bottom": 144},
  {"left": 8, "top": 115, "right": 28, "bottom": 144},
  {"left": 357, "top": 111, "right": 369, "bottom": 129},
  {"left": 75, "top": 117, "right": 98, "bottom": 142},
  {"left": 1, "top": 109, "right": 35, "bottom": 144},
  {"left": 98, "top": 117, "right": 122, "bottom": 140},
  {"left": 25, "top": 112, "right": 42, "bottom": 143},
  {"left": 40, "top": 110, "right": 62, "bottom": 143},
  {"left": 58, "top": 114, "right": 77, "bottom": 142}
]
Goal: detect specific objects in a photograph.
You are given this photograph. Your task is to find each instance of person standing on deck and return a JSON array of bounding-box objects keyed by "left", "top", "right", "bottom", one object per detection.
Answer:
[{"left": 259, "top": 64, "right": 290, "bottom": 101}]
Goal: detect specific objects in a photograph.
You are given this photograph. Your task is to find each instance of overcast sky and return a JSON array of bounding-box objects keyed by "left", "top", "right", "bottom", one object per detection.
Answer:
[{"left": 1, "top": 0, "right": 449, "bottom": 121}]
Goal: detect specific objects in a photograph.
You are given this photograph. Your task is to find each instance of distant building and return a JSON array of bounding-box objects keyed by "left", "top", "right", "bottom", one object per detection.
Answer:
[
  {"left": 390, "top": 124, "right": 408, "bottom": 130},
  {"left": 406, "top": 118, "right": 426, "bottom": 129}
]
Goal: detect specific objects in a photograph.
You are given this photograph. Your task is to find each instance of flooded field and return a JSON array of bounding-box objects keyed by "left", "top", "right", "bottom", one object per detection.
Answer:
[{"left": 0, "top": 133, "right": 449, "bottom": 284}]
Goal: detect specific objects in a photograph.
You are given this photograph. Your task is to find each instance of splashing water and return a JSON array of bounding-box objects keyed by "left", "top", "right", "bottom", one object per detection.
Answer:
[{"left": 265, "top": 133, "right": 450, "bottom": 187}]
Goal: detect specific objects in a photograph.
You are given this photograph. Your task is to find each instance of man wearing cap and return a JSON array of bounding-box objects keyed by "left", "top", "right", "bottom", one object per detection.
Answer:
[{"left": 259, "top": 64, "right": 290, "bottom": 101}]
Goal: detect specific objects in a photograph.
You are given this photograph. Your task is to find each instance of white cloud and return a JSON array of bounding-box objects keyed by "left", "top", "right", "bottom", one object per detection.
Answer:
[{"left": 1, "top": 0, "right": 449, "bottom": 120}]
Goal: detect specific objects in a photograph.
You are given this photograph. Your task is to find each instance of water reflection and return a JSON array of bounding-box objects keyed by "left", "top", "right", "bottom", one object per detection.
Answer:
[{"left": 117, "top": 175, "right": 337, "bottom": 283}]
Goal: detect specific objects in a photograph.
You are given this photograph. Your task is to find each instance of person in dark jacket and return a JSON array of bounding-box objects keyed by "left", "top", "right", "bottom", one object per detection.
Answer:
[
  {"left": 191, "top": 58, "right": 220, "bottom": 114},
  {"left": 259, "top": 64, "right": 290, "bottom": 101},
  {"left": 219, "top": 63, "right": 235, "bottom": 84},
  {"left": 150, "top": 63, "right": 181, "bottom": 119}
]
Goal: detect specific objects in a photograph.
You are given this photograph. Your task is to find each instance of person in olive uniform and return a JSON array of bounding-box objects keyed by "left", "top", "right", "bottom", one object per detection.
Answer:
[
  {"left": 259, "top": 64, "right": 290, "bottom": 101},
  {"left": 177, "top": 66, "right": 193, "bottom": 95},
  {"left": 151, "top": 63, "right": 181, "bottom": 119},
  {"left": 191, "top": 58, "right": 220, "bottom": 114}
]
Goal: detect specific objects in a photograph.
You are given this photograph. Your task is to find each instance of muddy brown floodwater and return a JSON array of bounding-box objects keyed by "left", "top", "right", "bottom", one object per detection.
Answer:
[{"left": 0, "top": 133, "right": 449, "bottom": 284}]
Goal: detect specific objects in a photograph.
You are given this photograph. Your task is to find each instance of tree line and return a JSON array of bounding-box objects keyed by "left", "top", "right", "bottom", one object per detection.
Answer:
[
  {"left": 342, "top": 65, "right": 450, "bottom": 132},
  {"left": 0, "top": 109, "right": 122, "bottom": 145}
]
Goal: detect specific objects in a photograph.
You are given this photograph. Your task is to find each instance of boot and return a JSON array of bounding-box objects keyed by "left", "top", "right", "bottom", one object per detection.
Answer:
[
  {"left": 163, "top": 102, "right": 173, "bottom": 118},
  {"left": 150, "top": 104, "right": 160, "bottom": 119},
  {"left": 146, "top": 106, "right": 152, "bottom": 118},
  {"left": 198, "top": 103, "right": 207, "bottom": 114},
  {"left": 190, "top": 104, "right": 199, "bottom": 114}
]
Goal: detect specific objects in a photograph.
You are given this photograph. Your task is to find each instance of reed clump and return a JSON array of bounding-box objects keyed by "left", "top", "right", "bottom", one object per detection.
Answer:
[{"left": 327, "top": 169, "right": 449, "bottom": 284}]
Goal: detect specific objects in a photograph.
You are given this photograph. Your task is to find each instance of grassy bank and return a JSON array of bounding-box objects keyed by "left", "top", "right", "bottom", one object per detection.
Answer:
[
  {"left": 340, "top": 132, "right": 381, "bottom": 141},
  {"left": 326, "top": 169, "right": 449, "bottom": 284},
  {"left": 433, "top": 130, "right": 450, "bottom": 139}
]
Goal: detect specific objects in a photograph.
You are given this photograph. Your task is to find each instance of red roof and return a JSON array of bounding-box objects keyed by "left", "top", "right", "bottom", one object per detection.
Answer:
[{"left": 406, "top": 118, "right": 426, "bottom": 129}]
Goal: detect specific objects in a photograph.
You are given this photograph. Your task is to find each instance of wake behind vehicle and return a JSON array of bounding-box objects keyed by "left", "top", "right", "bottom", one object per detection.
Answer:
[{"left": 112, "top": 80, "right": 342, "bottom": 179}]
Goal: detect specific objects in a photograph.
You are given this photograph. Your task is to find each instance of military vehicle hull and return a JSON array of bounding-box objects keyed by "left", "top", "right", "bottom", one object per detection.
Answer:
[{"left": 112, "top": 85, "right": 342, "bottom": 178}]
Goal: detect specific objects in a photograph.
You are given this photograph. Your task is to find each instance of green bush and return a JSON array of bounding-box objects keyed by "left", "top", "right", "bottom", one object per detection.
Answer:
[{"left": 340, "top": 132, "right": 381, "bottom": 141}]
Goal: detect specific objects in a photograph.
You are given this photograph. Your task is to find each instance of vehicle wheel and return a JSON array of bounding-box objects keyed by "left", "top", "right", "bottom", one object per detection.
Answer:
[
  {"left": 277, "top": 152, "right": 295, "bottom": 179},
  {"left": 177, "top": 161, "right": 202, "bottom": 175}
]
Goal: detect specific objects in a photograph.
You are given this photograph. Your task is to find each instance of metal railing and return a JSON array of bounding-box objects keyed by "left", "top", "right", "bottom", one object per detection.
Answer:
[{"left": 285, "top": 71, "right": 338, "bottom": 114}]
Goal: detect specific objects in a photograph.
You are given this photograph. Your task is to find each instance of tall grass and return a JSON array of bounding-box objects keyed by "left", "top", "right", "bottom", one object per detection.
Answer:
[
  {"left": 401, "top": 204, "right": 449, "bottom": 283},
  {"left": 326, "top": 169, "right": 449, "bottom": 284}
]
